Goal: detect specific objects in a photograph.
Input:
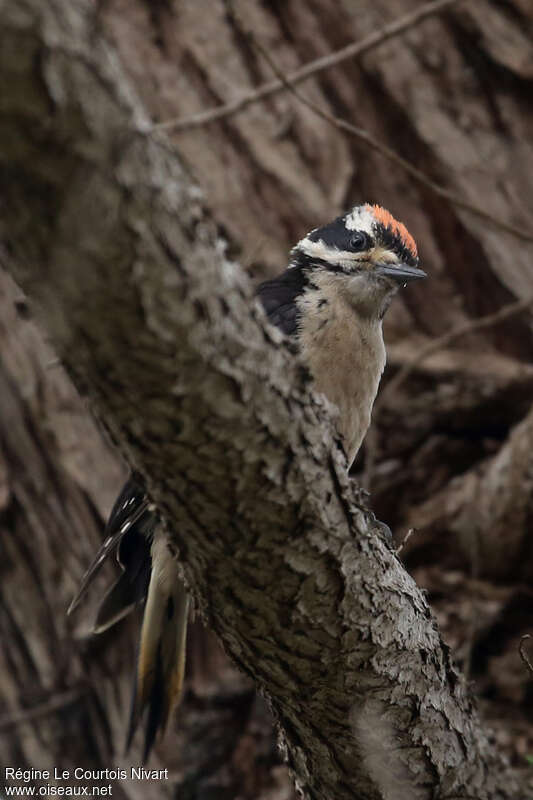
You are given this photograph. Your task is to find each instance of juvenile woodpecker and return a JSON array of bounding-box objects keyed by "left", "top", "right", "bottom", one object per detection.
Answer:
[{"left": 69, "top": 203, "right": 425, "bottom": 760}]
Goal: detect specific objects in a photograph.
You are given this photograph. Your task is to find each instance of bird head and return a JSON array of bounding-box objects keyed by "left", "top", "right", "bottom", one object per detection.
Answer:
[{"left": 290, "top": 204, "right": 426, "bottom": 318}]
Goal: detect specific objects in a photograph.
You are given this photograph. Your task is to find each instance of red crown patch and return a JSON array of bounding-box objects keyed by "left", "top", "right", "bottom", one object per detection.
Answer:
[{"left": 366, "top": 204, "right": 418, "bottom": 260}]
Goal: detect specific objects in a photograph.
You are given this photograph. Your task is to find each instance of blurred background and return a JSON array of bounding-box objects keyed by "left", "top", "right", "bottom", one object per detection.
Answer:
[{"left": 1, "top": 0, "right": 532, "bottom": 797}]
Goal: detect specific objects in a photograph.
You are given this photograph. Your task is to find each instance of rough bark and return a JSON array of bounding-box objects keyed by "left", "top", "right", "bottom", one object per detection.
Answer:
[
  {"left": 0, "top": 1, "right": 529, "bottom": 799},
  {"left": 0, "top": 267, "right": 286, "bottom": 799}
]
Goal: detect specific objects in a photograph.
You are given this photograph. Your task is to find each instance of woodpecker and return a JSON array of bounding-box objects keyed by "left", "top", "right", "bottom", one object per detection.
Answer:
[{"left": 69, "top": 203, "right": 425, "bottom": 760}]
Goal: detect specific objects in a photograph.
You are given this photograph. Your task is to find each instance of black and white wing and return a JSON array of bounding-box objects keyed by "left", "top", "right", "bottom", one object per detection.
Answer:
[
  {"left": 67, "top": 474, "right": 153, "bottom": 623},
  {"left": 69, "top": 473, "right": 186, "bottom": 761},
  {"left": 257, "top": 268, "right": 306, "bottom": 337}
]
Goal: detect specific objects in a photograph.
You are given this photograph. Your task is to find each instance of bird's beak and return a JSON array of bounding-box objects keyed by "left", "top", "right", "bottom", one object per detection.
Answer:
[{"left": 375, "top": 263, "right": 427, "bottom": 284}]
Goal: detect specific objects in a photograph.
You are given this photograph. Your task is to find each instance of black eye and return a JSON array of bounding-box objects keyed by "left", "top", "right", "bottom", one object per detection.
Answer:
[{"left": 349, "top": 231, "right": 369, "bottom": 251}]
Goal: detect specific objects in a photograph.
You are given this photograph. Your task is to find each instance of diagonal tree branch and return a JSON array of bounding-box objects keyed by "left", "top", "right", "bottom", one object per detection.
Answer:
[{"left": 0, "top": 1, "right": 523, "bottom": 798}]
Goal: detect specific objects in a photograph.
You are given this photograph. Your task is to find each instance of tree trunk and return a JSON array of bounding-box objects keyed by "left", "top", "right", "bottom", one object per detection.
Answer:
[{"left": 1, "top": 0, "right": 532, "bottom": 798}]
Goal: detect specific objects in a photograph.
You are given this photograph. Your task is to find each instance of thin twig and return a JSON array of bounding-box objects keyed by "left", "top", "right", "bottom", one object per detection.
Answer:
[
  {"left": 244, "top": 25, "right": 533, "bottom": 244},
  {"left": 0, "top": 688, "right": 86, "bottom": 731},
  {"left": 395, "top": 527, "right": 417, "bottom": 555},
  {"left": 363, "top": 293, "right": 533, "bottom": 489},
  {"left": 377, "top": 293, "right": 533, "bottom": 414},
  {"left": 519, "top": 634, "right": 533, "bottom": 678},
  {"left": 153, "top": 0, "right": 465, "bottom": 133}
]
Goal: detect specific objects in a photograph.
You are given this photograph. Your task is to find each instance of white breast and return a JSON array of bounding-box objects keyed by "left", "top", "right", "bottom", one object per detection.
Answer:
[{"left": 297, "top": 277, "right": 386, "bottom": 467}]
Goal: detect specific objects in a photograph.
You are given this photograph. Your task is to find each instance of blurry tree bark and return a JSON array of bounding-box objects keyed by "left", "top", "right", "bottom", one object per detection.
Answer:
[{"left": 0, "top": 0, "right": 532, "bottom": 798}]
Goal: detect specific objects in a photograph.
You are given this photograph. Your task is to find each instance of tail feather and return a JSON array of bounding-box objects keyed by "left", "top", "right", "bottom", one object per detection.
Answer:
[
  {"left": 69, "top": 474, "right": 189, "bottom": 761},
  {"left": 126, "top": 532, "right": 189, "bottom": 761}
]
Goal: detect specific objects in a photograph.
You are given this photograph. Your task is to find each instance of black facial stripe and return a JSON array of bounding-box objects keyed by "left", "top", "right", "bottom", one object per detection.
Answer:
[
  {"left": 307, "top": 216, "right": 375, "bottom": 253},
  {"left": 375, "top": 224, "right": 418, "bottom": 267},
  {"left": 307, "top": 216, "right": 346, "bottom": 246}
]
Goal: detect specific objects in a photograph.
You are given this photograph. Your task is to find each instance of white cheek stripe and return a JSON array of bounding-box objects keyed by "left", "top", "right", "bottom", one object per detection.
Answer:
[{"left": 297, "top": 237, "right": 365, "bottom": 268}]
